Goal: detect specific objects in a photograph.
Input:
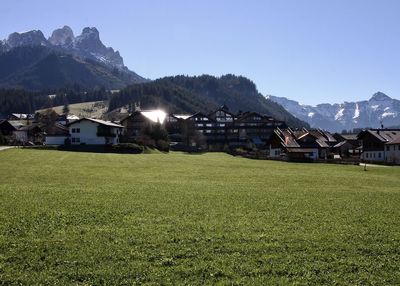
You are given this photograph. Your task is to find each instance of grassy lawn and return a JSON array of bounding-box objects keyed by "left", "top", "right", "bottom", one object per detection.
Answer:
[{"left": 0, "top": 150, "right": 399, "bottom": 285}]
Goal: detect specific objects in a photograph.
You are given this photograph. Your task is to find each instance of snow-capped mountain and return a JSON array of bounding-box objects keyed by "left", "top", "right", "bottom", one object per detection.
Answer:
[
  {"left": 1, "top": 26, "right": 132, "bottom": 72},
  {"left": 267, "top": 92, "right": 400, "bottom": 132}
]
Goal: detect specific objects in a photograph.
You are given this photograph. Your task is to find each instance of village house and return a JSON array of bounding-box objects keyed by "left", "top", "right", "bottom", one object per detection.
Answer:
[
  {"left": 0, "top": 119, "right": 16, "bottom": 137},
  {"left": 358, "top": 129, "right": 400, "bottom": 164},
  {"left": 385, "top": 137, "right": 400, "bottom": 164},
  {"left": 14, "top": 124, "right": 44, "bottom": 145},
  {"left": 67, "top": 118, "right": 123, "bottom": 145},
  {"left": 269, "top": 128, "right": 336, "bottom": 161},
  {"left": 44, "top": 124, "right": 70, "bottom": 145},
  {"left": 332, "top": 133, "right": 362, "bottom": 157},
  {"left": 120, "top": 110, "right": 167, "bottom": 142},
  {"left": 0, "top": 119, "right": 17, "bottom": 144}
]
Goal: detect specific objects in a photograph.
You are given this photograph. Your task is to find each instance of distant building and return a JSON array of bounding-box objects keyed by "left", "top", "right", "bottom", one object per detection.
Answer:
[
  {"left": 67, "top": 118, "right": 123, "bottom": 145},
  {"left": 0, "top": 119, "right": 16, "bottom": 136},
  {"left": 14, "top": 124, "right": 44, "bottom": 145},
  {"left": 332, "top": 133, "right": 361, "bottom": 157},
  {"left": 9, "top": 113, "right": 34, "bottom": 121},
  {"left": 44, "top": 124, "right": 70, "bottom": 145},
  {"left": 385, "top": 137, "right": 400, "bottom": 164},
  {"left": 120, "top": 110, "right": 167, "bottom": 142},
  {"left": 358, "top": 129, "right": 400, "bottom": 164},
  {"left": 269, "top": 128, "right": 336, "bottom": 161}
]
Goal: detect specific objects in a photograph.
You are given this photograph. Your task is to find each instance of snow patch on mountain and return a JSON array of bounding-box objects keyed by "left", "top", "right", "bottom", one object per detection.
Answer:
[{"left": 267, "top": 92, "right": 400, "bottom": 132}]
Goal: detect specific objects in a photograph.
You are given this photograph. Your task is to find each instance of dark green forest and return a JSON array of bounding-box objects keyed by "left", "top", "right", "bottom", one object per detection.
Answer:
[{"left": 109, "top": 75, "right": 308, "bottom": 128}]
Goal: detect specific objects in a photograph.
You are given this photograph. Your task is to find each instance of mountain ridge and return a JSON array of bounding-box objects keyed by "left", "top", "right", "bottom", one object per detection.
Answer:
[
  {"left": 267, "top": 92, "right": 400, "bottom": 132},
  {"left": 0, "top": 26, "right": 147, "bottom": 90}
]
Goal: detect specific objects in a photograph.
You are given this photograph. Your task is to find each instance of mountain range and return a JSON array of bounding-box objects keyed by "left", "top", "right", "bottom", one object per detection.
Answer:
[
  {"left": 0, "top": 26, "right": 146, "bottom": 90},
  {"left": 267, "top": 92, "right": 400, "bottom": 132}
]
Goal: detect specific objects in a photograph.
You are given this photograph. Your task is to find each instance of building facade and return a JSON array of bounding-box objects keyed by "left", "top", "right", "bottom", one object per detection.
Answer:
[{"left": 67, "top": 118, "right": 123, "bottom": 145}]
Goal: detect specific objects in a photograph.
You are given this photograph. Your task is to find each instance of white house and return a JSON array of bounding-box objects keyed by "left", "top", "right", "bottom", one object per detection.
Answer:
[
  {"left": 67, "top": 118, "right": 123, "bottom": 145},
  {"left": 385, "top": 137, "right": 400, "bottom": 164}
]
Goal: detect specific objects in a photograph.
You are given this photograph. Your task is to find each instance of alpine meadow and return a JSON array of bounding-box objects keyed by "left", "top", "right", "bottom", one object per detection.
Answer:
[{"left": 0, "top": 149, "right": 399, "bottom": 284}]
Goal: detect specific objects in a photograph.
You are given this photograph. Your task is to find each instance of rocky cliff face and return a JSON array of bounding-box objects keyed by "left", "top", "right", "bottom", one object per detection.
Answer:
[
  {"left": 1, "top": 26, "right": 128, "bottom": 72},
  {"left": 48, "top": 25, "right": 75, "bottom": 47},
  {"left": 6, "top": 30, "right": 48, "bottom": 48},
  {"left": 267, "top": 92, "right": 400, "bottom": 132}
]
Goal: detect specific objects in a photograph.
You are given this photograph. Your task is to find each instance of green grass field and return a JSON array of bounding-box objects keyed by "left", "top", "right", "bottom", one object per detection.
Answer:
[{"left": 0, "top": 150, "right": 399, "bottom": 285}]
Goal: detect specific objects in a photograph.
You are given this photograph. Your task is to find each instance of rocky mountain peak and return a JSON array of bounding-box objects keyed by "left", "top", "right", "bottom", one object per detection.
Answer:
[
  {"left": 1, "top": 25, "right": 137, "bottom": 78},
  {"left": 370, "top": 92, "right": 391, "bottom": 102},
  {"left": 74, "top": 27, "right": 124, "bottom": 69},
  {"left": 7, "top": 30, "right": 48, "bottom": 48},
  {"left": 48, "top": 25, "right": 74, "bottom": 46}
]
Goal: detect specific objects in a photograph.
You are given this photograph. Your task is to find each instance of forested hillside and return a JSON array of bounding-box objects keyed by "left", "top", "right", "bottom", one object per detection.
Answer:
[{"left": 109, "top": 75, "right": 309, "bottom": 128}]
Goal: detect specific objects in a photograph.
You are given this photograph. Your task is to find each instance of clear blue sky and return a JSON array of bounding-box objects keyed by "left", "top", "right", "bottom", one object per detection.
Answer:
[{"left": 1, "top": 0, "right": 400, "bottom": 105}]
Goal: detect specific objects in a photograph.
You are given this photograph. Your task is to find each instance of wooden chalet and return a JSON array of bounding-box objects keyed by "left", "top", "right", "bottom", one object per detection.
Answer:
[
  {"left": 358, "top": 129, "right": 400, "bottom": 163},
  {"left": 120, "top": 110, "right": 167, "bottom": 142}
]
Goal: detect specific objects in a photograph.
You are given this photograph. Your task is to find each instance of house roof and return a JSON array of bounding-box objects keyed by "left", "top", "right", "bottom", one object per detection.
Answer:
[
  {"left": 44, "top": 123, "right": 69, "bottom": 136},
  {"left": 68, "top": 118, "right": 123, "bottom": 128},
  {"left": 11, "top": 113, "right": 33, "bottom": 119},
  {"left": 286, "top": 148, "right": 317, "bottom": 153},
  {"left": 173, "top": 114, "right": 192, "bottom": 120},
  {"left": 187, "top": 112, "right": 215, "bottom": 121},
  {"left": 358, "top": 129, "right": 400, "bottom": 143},
  {"left": 140, "top": 110, "right": 167, "bottom": 124},
  {"left": 17, "top": 124, "right": 42, "bottom": 132},
  {"left": 120, "top": 110, "right": 167, "bottom": 124},
  {"left": 386, "top": 135, "right": 400, "bottom": 145},
  {"left": 0, "top": 119, "right": 17, "bottom": 131},
  {"left": 340, "top": 134, "right": 359, "bottom": 141}
]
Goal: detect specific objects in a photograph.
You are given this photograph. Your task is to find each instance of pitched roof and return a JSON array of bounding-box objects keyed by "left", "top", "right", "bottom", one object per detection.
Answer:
[
  {"left": 340, "top": 134, "right": 359, "bottom": 141},
  {"left": 386, "top": 135, "right": 400, "bottom": 145},
  {"left": 44, "top": 124, "right": 70, "bottom": 136},
  {"left": 0, "top": 119, "right": 17, "bottom": 131},
  {"left": 358, "top": 129, "right": 400, "bottom": 143},
  {"left": 68, "top": 118, "right": 123, "bottom": 128},
  {"left": 187, "top": 112, "right": 215, "bottom": 121}
]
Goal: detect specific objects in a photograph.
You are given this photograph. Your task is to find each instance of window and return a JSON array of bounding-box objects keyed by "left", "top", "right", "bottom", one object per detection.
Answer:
[
  {"left": 366, "top": 153, "right": 368, "bottom": 158},
  {"left": 378, "top": 152, "right": 381, "bottom": 158},
  {"left": 76, "top": 128, "right": 80, "bottom": 133},
  {"left": 76, "top": 138, "right": 80, "bottom": 143},
  {"left": 72, "top": 128, "right": 76, "bottom": 133},
  {"left": 398, "top": 145, "right": 400, "bottom": 151},
  {"left": 387, "top": 146, "right": 390, "bottom": 151}
]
